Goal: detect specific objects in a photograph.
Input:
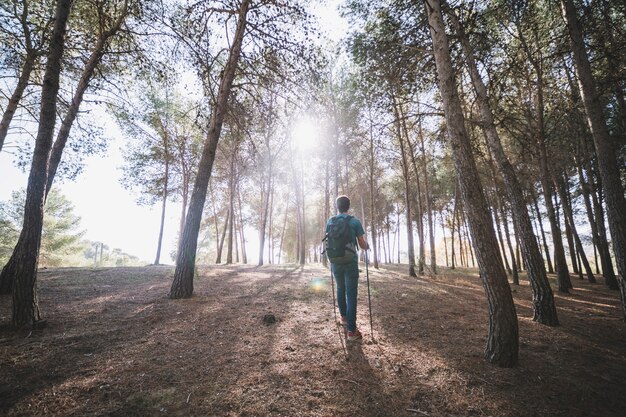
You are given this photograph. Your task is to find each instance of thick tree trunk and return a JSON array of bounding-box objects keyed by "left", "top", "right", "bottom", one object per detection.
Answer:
[
  {"left": 1, "top": 0, "right": 72, "bottom": 327},
  {"left": 425, "top": 0, "right": 519, "bottom": 366},
  {"left": 170, "top": 0, "right": 249, "bottom": 298},
  {"left": 562, "top": 0, "right": 626, "bottom": 319}
]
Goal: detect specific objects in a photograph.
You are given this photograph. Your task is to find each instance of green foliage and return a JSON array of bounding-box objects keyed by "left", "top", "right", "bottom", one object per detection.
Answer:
[{"left": 0, "top": 189, "right": 86, "bottom": 266}]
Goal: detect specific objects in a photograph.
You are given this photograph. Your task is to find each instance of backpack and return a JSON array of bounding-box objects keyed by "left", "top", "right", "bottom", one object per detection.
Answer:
[{"left": 324, "top": 215, "right": 357, "bottom": 264}]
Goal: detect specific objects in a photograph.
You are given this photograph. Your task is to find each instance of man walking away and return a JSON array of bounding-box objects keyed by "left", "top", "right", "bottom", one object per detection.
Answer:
[{"left": 325, "top": 195, "right": 369, "bottom": 341}]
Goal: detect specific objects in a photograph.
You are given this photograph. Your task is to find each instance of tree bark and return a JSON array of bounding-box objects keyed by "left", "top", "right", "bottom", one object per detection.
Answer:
[
  {"left": 425, "top": 0, "right": 519, "bottom": 366},
  {"left": 561, "top": 0, "right": 626, "bottom": 318},
  {"left": 1, "top": 0, "right": 72, "bottom": 327},
  {"left": 170, "top": 0, "right": 249, "bottom": 298}
]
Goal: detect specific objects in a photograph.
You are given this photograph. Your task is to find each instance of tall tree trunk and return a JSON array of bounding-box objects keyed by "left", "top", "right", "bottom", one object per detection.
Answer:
[
  {"left": 441, "top": 210, "right": 449, "bottom": 267},
  {"left": 278, "top": 197, "right": 289, "bottom": 264},
  {"left": 237, "top": 185, "right": 247, "bottom": 264},
  {"left": 502, "top": 206, "right": 520, "bottom": 285},
  {"left": 530, "top": 187, "right": 554, "bottom": 274},
  {"left": 403, "top": 107, "right": 425, "bottom": 274},
  {"left": 268, "top": 177, "right": 274, "bottom": 264},
  {"left": 493, "top": 193, "right": 512, "bottom": 275},
  {"left": 170, "top": 0, "right": 249, "bottom": 298},
  {"left": 226, "top": 155, "right": 235, "bottom": 265},
  {"left": 560, "top": 189, "right": 579, "bottom": 276},
  {"left": 215, "top": 209, "right": 229, "bottom": 264},
  {"left": 258, "top": 169, "right": 270, "bottom": 266},
  {"left": 537, "top": 84, "right": 571, "bottom": 293},
  {"left": 393, "top": 96, "right": 417, "bottom": 277},
  {"left": 154, "top": 157, "right": 169, "bottom": 265},
  {"left": 323, "top": 159, "right": 330, "bottom": 267},
  {"left": 561, "top": 0, "right": 626, "bottom": 318},
  {"left": 425, "top": 0, "right": 518, "bottom": 366},
  {"left": 451, "top": 184, "right": 458, "bottom": 269},
  {"left": 577, "top": 152, "right": 617, "bottom": 287},
  {"left": 555, "top": 174, "right": 596, "bottom": 283},
  {"left": 1, "top": 0, "right": 72, "bottom": 327},
  {"left": 368, "top": 107, "right": 379, "bottom": 269},
  {"left": 418, "top": 110, "right": 436, "bottom": 274},
  {"left": 514, "top": 13, "right": 571, "bottom": 292}
]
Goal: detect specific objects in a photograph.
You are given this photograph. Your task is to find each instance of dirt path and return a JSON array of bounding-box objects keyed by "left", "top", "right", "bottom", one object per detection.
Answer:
[{"left": 1, "top": 264, "right": 625, "bottom": 416}]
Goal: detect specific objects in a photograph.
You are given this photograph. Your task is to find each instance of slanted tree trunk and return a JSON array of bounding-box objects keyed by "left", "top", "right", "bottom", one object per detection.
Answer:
[
  {"left": 1, "top": 0, "right": 72, "bottom": 327},
  {"left": 45, "top": 2, "right": 129, "bottom": 196},
  {"left": 0, "top": 0, "right": 43, "bottom": 152},
  {"left": 425, "top": 0, "right": 518, "bottom": 366},
  {"left": 0, "top": 52, "right": 36, "bottom": 152},
  {"left": 215, "top": 209, "right": 229, "bottom": 264},
  {"left": 561, "top": 0, "right": 626, "bottom": 318},
  {"left": 448, "top": 11, "right": 557, "bottom": 323},
  {"left": 170, "top": 0, "right": 249, "bottom": 298}
]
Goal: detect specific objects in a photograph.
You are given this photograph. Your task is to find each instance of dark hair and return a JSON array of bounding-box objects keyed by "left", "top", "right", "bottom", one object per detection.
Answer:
[{"left": 336, "top": 195, "right": 350, "bottom": 213}]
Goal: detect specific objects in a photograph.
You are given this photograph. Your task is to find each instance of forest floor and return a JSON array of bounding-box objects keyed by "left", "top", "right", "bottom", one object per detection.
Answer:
[{"left": 0, "top": 263, "right": 625, "bottom": 417}]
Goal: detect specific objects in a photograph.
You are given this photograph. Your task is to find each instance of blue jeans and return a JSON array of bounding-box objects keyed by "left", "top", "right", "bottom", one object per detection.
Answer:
[{"left": 331, "top": 262, "right": 359, "bottom": 332}]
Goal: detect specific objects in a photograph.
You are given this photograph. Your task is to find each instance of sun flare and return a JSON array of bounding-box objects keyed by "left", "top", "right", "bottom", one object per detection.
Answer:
[{"left": 291, "top": 118, "right": 319, "bottom": 152}]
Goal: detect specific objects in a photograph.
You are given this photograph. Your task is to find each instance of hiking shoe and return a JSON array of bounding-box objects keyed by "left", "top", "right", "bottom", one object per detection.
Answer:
[
  {"left": 347, "top": 329, "right": 362, "bottom": 341},
  {"left": 338, "top": 316, "right": 347, "bottom": 327}
]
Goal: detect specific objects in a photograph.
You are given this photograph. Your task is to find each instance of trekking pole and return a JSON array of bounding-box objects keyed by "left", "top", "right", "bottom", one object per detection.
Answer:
[{"left": 365, "top": 250, "right": 374, "bottom": 342}]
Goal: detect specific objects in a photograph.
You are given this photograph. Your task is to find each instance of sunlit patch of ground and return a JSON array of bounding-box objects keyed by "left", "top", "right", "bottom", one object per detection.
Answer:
[{"left": 1, "top": 264, "right": 624, "bottom": 416}]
